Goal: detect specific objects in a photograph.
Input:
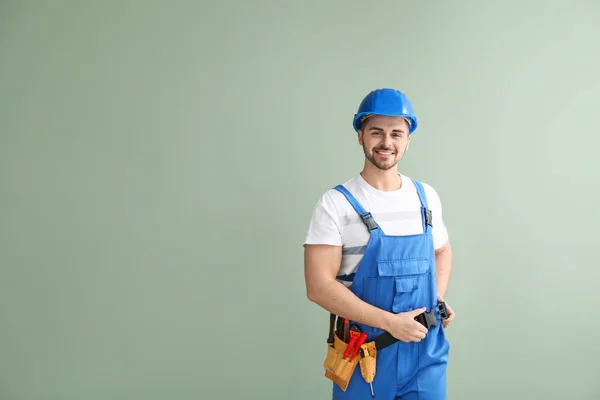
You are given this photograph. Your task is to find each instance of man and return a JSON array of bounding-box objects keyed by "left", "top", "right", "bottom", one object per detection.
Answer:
[{"left": 303, "top": 88, "right": 455, "bottom": 400}]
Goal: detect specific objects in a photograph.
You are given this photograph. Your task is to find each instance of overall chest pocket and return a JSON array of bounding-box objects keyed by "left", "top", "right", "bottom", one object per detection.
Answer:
[{"left": 361, "top": 258, "right": 430, "bottom": 314}]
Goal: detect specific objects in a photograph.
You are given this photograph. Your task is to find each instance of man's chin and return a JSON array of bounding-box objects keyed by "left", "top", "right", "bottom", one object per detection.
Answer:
[
  {"left": 374, "top": 161, "right": 397, "bottom": 171},
  {"left": 365, "top": 152, "right": 399, "bottom": 171}
]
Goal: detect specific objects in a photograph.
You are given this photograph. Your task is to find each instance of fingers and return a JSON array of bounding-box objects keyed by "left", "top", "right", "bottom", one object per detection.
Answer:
[
  {"left": 446, "top": 304, "right": 455, "bottom": 321},
  {"left": 403, "top": 330, "right": 426, "bottom": 343},
  {"left": 414, "top": 330, "right": 427, "bottom": 341},
  {"left": 397, "top": 319, "right": 429, "bottom": 343},
  {"left": 407, "top": 308, "right": 429, "bottom": 336},
  {"left": 416, "top": 322, "right": 428, "bottom": 334},
  {"left": 400, "top": 305, "right": 457, "bottom": 341},
  {"left": 443, "top": 304, "right": 455, "bottom": 328},
  {"left": 411, "top": 320, "right": 428, "bottom": 339},
  {"left": 413, "top": 327, "right": 429, "bottom": 342}
]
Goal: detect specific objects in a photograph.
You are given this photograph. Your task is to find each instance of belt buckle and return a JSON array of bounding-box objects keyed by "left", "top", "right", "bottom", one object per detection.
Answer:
[
  {"left": 415, "top": 309, "right": 438, "bottom": 328},
  {"left": 437, "top": 300, "right": 449, "bottom": 320},
  {"left": 415, "top": 301, "right": 450, "bottom": 329}
]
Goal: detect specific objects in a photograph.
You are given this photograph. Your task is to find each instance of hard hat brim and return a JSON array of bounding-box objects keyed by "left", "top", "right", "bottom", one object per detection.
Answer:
[{"left": 353, "top": 112, "right": 418, "bottom": 134}]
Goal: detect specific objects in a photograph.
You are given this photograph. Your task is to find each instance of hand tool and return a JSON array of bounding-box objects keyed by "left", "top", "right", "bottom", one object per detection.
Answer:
[
  {"left": 328, "top": 313, "right": 336, "bottom": 344},
  {"left": 344, "top": 319, "right": 350, "bottom": 342},
  {"left": 350, "top": 333, "right": 375, "bottom": 397},
  {"left": 349, "top": 332, "right": 368, "bottom": 360},
  {"left": 359, "top": 343, "right": 375, "bottom": 398},
  {"left": 342, "top": 330, "right": 360, "bottom": 360}
]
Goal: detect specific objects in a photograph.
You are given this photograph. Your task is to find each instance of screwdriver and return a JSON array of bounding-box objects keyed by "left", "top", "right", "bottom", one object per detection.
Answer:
[
  {"left": 349, "top": 332, "right": 368, "bottom": 360},
  {"left": 353, "top": 334, "right": 374, "bottom": 398},
  {"left": 343, "top": 331, "right": 360, "bottom": 360}
]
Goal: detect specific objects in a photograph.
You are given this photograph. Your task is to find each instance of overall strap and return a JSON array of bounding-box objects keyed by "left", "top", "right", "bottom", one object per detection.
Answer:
[
  {"left": 333, "top": 184, "right": 380, "bottom": 284},
  {"left": 412, "top": 180, "right": 433, "bottom": 233},
  {"left": 333, "top": 185, "right": 380, "bottom": 232}
]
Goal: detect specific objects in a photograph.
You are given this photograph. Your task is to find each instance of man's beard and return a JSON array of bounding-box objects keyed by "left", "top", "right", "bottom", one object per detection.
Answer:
[{"left": 364, "top": 145, "right": 398, "bottom": 170}]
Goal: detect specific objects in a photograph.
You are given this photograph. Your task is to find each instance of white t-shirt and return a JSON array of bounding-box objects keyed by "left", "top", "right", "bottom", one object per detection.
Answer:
[{"left": 304, "top": 173, "right": 448, "bottom": 284}]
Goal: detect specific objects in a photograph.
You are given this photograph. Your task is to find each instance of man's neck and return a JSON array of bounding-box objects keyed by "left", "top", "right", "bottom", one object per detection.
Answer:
[{"left": 360, "top": 166, "right": 402, "bottom": 192}]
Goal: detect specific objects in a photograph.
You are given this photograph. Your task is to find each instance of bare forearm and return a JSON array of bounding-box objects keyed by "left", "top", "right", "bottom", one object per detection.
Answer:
[
  {"left": 435, "top": 242, "right": 453, "bottom": 298},
  {"left": 304, "top": 244, "right": 394, "bottom": 331},
  {"left": 307, "top": 279, "right": 393, "bottom": 332}
]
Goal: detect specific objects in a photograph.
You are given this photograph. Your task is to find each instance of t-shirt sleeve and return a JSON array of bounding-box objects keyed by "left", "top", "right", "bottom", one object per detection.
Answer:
[
  {"left": 423, "top": 183, "right": 449, "bottom": 250},
  {"left": 303, "top": 191, "right": 343, "bottom": 246}
]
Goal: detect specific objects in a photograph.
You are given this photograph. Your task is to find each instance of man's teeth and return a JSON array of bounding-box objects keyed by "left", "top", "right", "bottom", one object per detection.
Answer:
[{"left": 377, "top": 151, "right": 393, "bottom": 155}]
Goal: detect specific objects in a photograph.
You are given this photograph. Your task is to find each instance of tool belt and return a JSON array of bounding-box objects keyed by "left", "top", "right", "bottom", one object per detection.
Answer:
[
  {"left": 323, "top": 313, "right": 376, "bottom": 392},
  {"left": 323, "top": 301, "right": 449, "bottom": 392}
]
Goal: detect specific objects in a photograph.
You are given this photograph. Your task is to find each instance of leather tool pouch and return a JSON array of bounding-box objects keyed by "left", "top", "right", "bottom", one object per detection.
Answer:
[
  {"left": 358, "top": 341, "right": 377, "bottom": 384},
  {"left": 323, "top": 332, "right": 360, "bottom": 391}
]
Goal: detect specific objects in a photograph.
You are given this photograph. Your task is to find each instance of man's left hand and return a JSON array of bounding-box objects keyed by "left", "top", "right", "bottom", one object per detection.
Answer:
[{"left": 438, "top": 296, "right": 455, "bottom": 328}]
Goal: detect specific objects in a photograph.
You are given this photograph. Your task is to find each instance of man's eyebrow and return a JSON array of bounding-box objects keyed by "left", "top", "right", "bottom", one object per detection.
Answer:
[{"left": 368, "top": 126, "right": 407, "bottom": 133}]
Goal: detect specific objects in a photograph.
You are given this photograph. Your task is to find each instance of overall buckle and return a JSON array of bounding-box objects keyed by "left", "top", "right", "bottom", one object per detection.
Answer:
[
  {"left": 425, "top": 209, "right": 432, "bottom": 227},
  {"left": 360, "top": 212, "right": 378, "bottom": 231}
]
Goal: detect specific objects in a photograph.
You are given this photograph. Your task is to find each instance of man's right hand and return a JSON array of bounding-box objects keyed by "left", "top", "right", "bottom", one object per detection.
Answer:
[{"left": 384, "top": 307, "right": 429, "bottom": 342}]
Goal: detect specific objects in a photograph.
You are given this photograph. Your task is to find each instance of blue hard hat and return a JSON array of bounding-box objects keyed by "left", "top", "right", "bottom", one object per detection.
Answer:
[{"left": 353, "top": 88, "right": 418, "bottom": 134}]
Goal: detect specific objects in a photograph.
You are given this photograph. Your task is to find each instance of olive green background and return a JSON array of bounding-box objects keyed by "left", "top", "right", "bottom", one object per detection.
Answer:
[{"left": 1, "top": 1, "right": 599, "bottom": 399}]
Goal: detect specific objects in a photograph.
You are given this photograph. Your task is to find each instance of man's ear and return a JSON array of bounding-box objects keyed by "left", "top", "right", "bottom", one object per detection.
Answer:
[{"left": 358, "top": 130, "right": 363, "bottom": 146}]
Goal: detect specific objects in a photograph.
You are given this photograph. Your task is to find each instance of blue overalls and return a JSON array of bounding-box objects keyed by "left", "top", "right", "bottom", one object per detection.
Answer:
[{"left": 332, "top": 181, "right": 450, "bottom": 400}]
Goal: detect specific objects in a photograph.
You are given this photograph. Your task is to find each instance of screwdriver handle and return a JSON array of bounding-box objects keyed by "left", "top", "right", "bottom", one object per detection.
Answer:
[
  {"left": 350, "top": 333, "right": 368, "bottom": 360},
  {"left": 343, "top": 332, "right": 359, "bottom": 359}
]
